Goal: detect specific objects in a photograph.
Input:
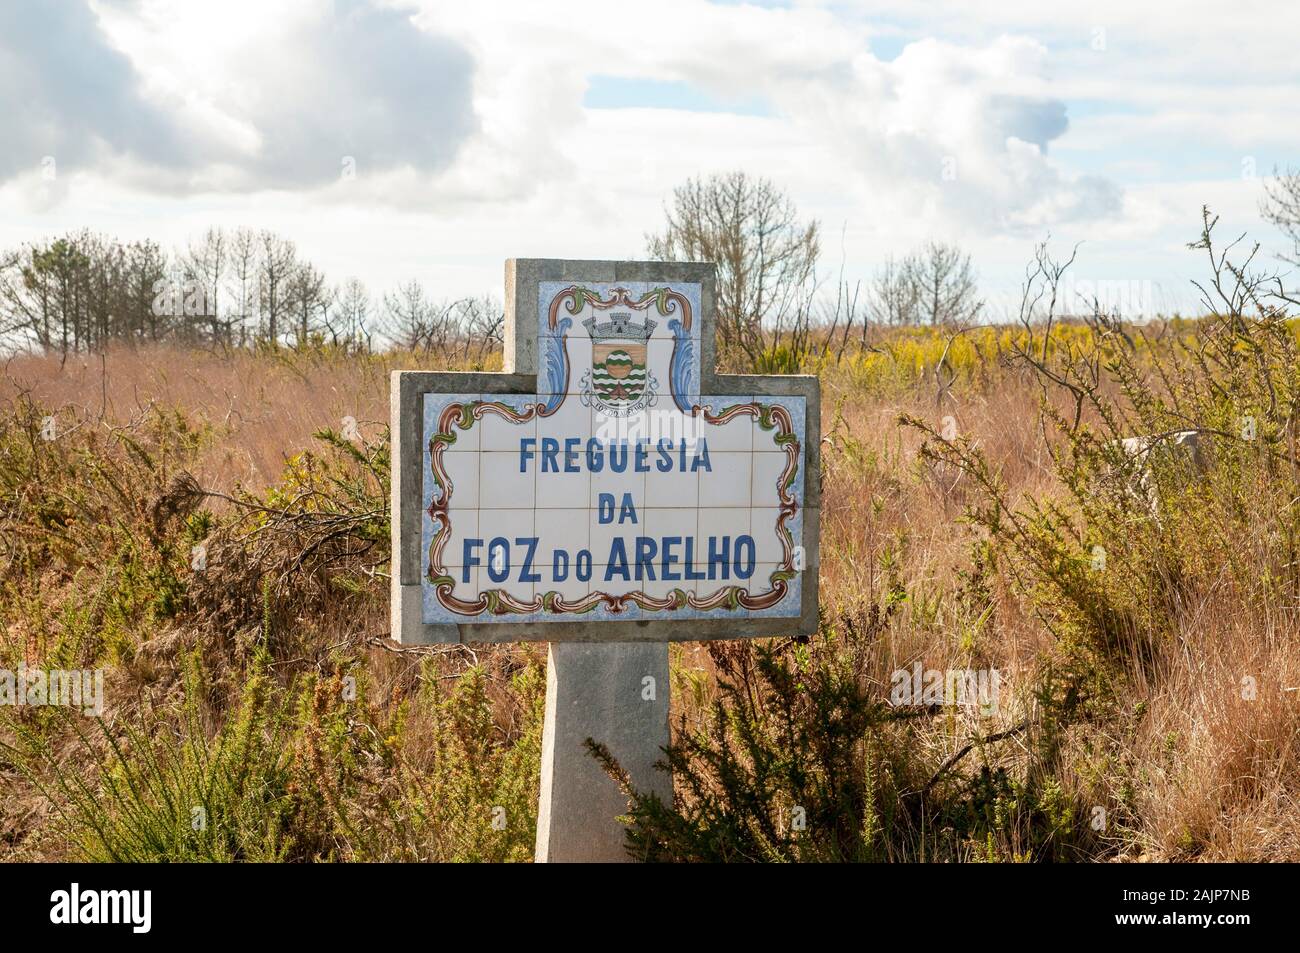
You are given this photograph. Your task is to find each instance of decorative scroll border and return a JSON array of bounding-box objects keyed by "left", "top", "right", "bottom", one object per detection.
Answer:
[
  {"left": 425, "top": 398, "right": 800, "bottom": 618},
  {"left": 541, "top": 285, "right": 695, "bottom": 413}
]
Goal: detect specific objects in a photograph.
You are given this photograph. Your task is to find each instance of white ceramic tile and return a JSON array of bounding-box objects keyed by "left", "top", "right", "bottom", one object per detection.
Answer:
[
  {"left": 625, "top": 536, "right": 665, "bottom": 590},
  {"left": 699, "top": 401, "right": 755, "bottom": 452},
  {"left": 640, "top": 510, "right": 695, "bottom": 590},
  {"left": 647, "top": 330, "right": 702, "bottom": 397},
  {"left": 661, "top": 407, "right": 707, "bottom": 451},
  {"left": 648, "top": 294, "right": 701, "bottom": 340},
  {"left": 439, "top": 451, "right": 480, "bottom": 509},
  {"left": 643, "top": 426, "right": 702, "bottom": 461},
  {"left": 449, "top": 564, "right": 480, "bottom": 603},
  {"left": 564, "top": 437, "right": 595, "bottom": 475},
  {"left": 647, "top": 307, "right": 678, "bottom": 341},
  {"left": 531, "top": 433, "right": 588, "bottom": 477},
  {"left": 535, "top": 508, "right": 589, "bottom": 559},
  {"left": 699, "top": 506, "right": 751, "bottom": 543},
  {"left": 536, "top": 466, "right": 590, "bottom": 509},
  {"left": 590, "top": 460, "right": 645, "bottom": 511},
  {"left": 592, "top": 406, "right": 654, "bottom": 447},
  {"left": 647, "top": 507, "right": 698, "bottom": 540},
  {"left": 562, "top": 337, "right": 593, "bottom": 393},
  {"left": 478, "top": 552, "right": 518, "bottom": 592},
  {"left": 696, "top": 507, "right": 754, "bottom": 586},
  {"left": 749, "top": 507, "right": 787, "bottom": 565},
  {"left": 535, "top": 566, "right": 589, "bottom": 605},
  {"left": 732, "top": 532, "right": 760, "bottom": 582},
  {"left": 534, "top": 529, "right": 583, "bottom": 584},
  {"left": 536, "top": 394, "right": 592, "bottom": 445},
  {"left": 700, "top": 452, "right": 753, "bottom": 507},
  {"left": 478, "top": 451, "right": 536, "bottom": 510},
  {"left": 481, "top": 554, "right": 530, "bottom": 598},
  {"left": 644, "top": 463, "right": 699, "bottom": 509},
  {"left": 646, "top": 338, "right": 674, "bottom": 400},
  {"left": 640, "top": 573, "right": 682, "bottom": 601},
  {"left": 478, "top": 400, "right": 537, "bottom": 452},
  {"left": 441, "top": 509, "right": 479, "bottom": 567},
  {"left": 752, "top": 451, "right": 793, "bottom": 507},
  {"left": 752, "top": 418, "right": 792, "bottom": 453},
  {"left": 478, "top": 507, "right": 535, "bottom": 547},
  {"left": 590, "top": 509, "right": 641, "bottom": 567}
]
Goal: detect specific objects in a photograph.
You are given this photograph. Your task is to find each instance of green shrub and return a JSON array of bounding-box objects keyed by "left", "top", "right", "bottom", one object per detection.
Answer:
[
  {"left": 591, "top": 611, "right": 892, "bottom": 862},
  {"left": 9, "top": 653, "right": 296, "bottom": 861},
  {"left": 5, "top": 648, "right": 545, "bottom": 862}
]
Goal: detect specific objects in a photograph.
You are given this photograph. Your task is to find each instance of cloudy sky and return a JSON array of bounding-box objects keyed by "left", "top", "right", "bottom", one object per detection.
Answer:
[{"left": 2, "top": 0, "right": 1298, "bottom": 315}]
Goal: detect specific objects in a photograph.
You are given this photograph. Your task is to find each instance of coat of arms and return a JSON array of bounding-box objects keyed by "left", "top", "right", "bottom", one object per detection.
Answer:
[{"left": 580, "top": 311, "right": 658, "bottom": 415}]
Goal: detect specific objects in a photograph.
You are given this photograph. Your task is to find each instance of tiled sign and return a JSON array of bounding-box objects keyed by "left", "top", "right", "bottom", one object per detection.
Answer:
[{"left": 392, "top": 261, "right": 819, "bottom": 643}]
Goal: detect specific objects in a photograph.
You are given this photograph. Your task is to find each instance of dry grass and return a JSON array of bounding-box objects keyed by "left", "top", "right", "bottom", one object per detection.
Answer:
[
  {"left": 3, "top": 335, "right": 1298, "bottom": 861},
  {"left": 1119, "top": 599, "right": 1300, "bottom": 860},
  {"left": 1, "top": 344, "right": 467, "bottom": 492}
]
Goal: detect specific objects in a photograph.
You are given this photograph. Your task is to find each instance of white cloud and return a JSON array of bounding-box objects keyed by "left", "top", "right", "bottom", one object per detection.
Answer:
[
  {"left": 0, "top": 0, "right": 1294, "bottom": 312},
  {"left": 770, "top": 35, "right": 1121, "bottom": 231},
  {"left": 0, "top": 1, "right": 193, "bottom": 181},
  {"left": 2, "top": 0, "right": 476, "bottom": 192}
]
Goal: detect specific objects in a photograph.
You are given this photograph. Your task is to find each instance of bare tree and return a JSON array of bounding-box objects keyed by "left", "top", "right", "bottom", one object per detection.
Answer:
[
  {"left": 256, "top": 230, "right": 298, "bottom": 347},
  {"left": 816, "top": 225, "right": 868, "bottom": 364},
  {"left": 647, "top": 171, "right": 820, "bottom": 364},
  {"left": 225, "top": 228, "right": 258, "bottom": 346},
  {"left": 182, "top": 227, "right": 226, "bottom": 344},
  {"left": 384, "top": 281, "right": 455, "bottom": 353},
  {"left": 868, "top": 255, "right": 920, "bottom": 326},
  {"left": 906, "top": 241, "right": 983, "bottom": 327},
  {"left": 0, "top": 243, "right": 58, "bottom": 352},
  {"left": 329, "top": 278, "right": 373, "bottom": 351},
  {"left": 288, "top": 261, "right": 330, "bottom": 347},
  {"left": 0, "top": 225, "right": 508, "bottom": 362},
  {"left": 457, "top": 295, "right": 504, "bottom": 364},
  {"left": 819, "top": 275, "right": 865, "bottom": 363},
  {"left": 1262, "top": 166, "right": 1300, "bottom": 268}
]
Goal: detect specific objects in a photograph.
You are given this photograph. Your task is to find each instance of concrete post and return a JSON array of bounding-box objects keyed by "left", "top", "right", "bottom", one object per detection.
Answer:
[{"left": 535, "top": 642, "right": 671, "bottom": 863}]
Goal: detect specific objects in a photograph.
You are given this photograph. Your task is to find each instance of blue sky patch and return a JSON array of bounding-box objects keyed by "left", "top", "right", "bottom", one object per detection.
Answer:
[{"left": 584, "top": 75, "right": 770, "bottom": 116}]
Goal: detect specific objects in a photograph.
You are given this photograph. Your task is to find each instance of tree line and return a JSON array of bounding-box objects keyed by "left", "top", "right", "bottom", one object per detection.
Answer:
[
  {"left": 1, "top": 172, "right": 999, "bottom": 362},
  {"left": 0, "top": 227, "right": 504, "bottom": 360},
  {"left": 15, "top": 167, "right": 1299, "bottom": 364}
]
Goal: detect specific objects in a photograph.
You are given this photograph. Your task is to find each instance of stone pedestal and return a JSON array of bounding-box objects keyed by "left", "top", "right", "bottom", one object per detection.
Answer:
[{"left": 535, "top": 641, "right": 671, "bottom": 863}]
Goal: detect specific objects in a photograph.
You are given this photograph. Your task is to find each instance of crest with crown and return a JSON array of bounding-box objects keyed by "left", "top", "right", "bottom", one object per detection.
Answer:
[
  {"left": 581, "top": 307, "right": 657, "bottom": 414},
  {"left": 582, "top": 310, "right": 656, "bottom": 343}
]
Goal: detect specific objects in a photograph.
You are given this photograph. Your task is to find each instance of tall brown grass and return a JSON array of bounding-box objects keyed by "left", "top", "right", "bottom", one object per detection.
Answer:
[
  {"left": 2, "top": 324, "right": 1298, "bottom": 861},
  {"left": 0, "top": 344, "right": 481, "bottom": 492}
]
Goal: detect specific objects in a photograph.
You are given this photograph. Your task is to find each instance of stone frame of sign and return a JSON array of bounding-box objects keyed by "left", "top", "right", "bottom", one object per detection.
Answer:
[{"left": 391, "top": 258, "right": 820, "bottom": 644}]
